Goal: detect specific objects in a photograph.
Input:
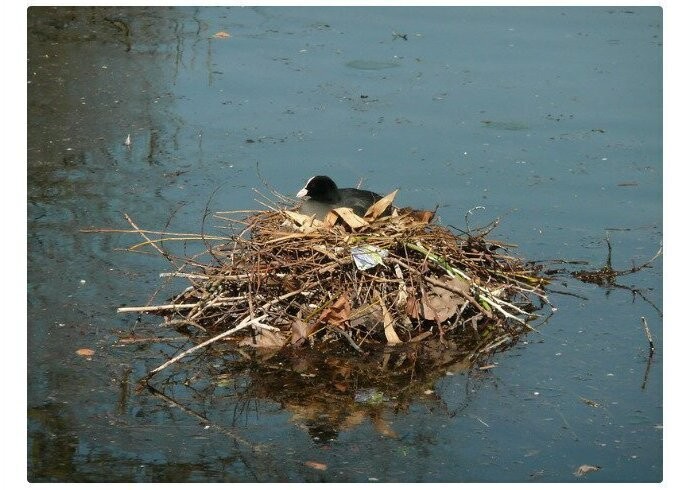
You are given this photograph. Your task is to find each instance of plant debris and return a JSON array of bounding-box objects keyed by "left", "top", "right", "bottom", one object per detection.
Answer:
[
  {"left": 115, "top": 191, "right": 552, "bottom": 377},
  {"left": 574, "top": 464, "right": 601, "bottom": 477},
  {"left": 572, "top": 233, "right": 662, "bottom": 286}
]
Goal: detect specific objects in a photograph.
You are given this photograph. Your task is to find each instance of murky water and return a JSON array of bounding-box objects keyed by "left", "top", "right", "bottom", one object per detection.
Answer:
[{"left": 27, "top": 6, "right": 662, "bottom": 482}]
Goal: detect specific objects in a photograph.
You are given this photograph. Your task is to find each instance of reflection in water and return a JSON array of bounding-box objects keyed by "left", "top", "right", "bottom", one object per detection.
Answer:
[
  {"left": 28, "top": 404, "right": 79, "bottom": 481},
  {"left": 142, "top": 336, "right": 501, "bottom": 446}
]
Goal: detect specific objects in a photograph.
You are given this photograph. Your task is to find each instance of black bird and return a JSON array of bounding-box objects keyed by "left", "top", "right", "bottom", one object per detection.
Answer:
[{"left": 296, "top": 175, "right": 389, "bottom": 220}]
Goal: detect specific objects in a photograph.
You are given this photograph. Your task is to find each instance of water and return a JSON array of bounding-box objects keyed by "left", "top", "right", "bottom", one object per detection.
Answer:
[{"left": 27, "top": 6, "right": 662, "bottom": 482}]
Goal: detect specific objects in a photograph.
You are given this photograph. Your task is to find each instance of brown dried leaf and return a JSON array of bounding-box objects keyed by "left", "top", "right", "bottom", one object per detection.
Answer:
[
  {"left": 239, "top": 330, "right": 286, "bottom": 349},
  {"left": 574, "top": 464, "right": 601, "bottom": 477},
  {"left": 405, "top": 293, "right": 420, "bottom": 319},
  {"left": 423, "top": 295, "right": 457, "bottom": 322},
  {"left": 580, "top": 397, "right": 601, "bottom": 408},
  {"left": 395, "top": 286, "right": 408, "bottom": 306},
  {"left": 364, "top": 189, "right": 398, "bottom": 220},
  {"left": 282, "top": 210, "right": 321, "bottom": 232},
  {"left": 318, "top": 293, "right": 352, "bottom": 327},
  {"left": 304, "top": 461, "right": 328, "bottom": 471},
  {"left": 397, "top": 207, "right": 435, "bottom": 223},
  {"left": 333, "top": 382, "right": 349, "bottom": 392},
  {"left": 375, "top": 291, "right": 401, "bottom": 345},
  {"left": 311, "top": 244, "right": 340, "bottom": 260},
  {"left": 332, "top": 207, "right": 369, "bottom": 229},
  {"left": 439, "top": 275, "right": 471, "bottom": 296},
  {"left": 322, "top": 209, "right": 340, "bottom": 227},
  {"left": 412, "top": 210, "right": 435, "bottom": 223},
  {"left": 75, "top": 348, "right": 95, "bottom": 357},
  {"left": 291, "top": 319, "right": 315, "bottom": 344},
  {"left": 422, "top": 276, "right": 469, "bottom": 322}
]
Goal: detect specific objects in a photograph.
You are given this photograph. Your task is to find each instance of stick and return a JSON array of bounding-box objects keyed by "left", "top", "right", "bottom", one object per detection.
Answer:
[
  {"left": 118, "top": 303, "right": 201, "bottom": 313},
  {"left": 117, "top": 296, "right": 245, "bottom": 313},
  {"left": 615, "top": 243, "right": 663, "bottom": 277},
  {"left": 145, "top": 288, "right": 305, "bottom": 378},
  {"left": 477, "top": 294, "right": 535, "bottom": 331},
  {"left": 127, "top": 236, "right": 227, "bottom": 251},
  {"left": 115, "top": 336, "right": 189, "bottom": 345},
  {"left": 124, "top": 213, "right": 168, "bottom": 258},
  {"left": 332, "top": 327, "right": 364, "bottom": 353},
  {"left": 146, "top": 313, "right": 269, "bottom": 377},
  {"left": 159, "top": 272, "right": 276, "bottom": 281},
  {"left": 160, "top": 318, "right": 207, "bottom": 333},
  {"left": 80, "top": 228, "right": 218, "bottom": 237},
  {"left": 641, "top": 316, "right": 655, "bottom": 353},
  {"left": 159, "top": 272, "right": 211, "bottom": 280},
  {"left": 143, "top": 383, "right": 258, "bottom": 450}
]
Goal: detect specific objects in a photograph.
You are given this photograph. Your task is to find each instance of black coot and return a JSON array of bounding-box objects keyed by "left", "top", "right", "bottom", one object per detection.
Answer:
[{"left": 296, "top": 175, "right": 389, "bottom": 220}]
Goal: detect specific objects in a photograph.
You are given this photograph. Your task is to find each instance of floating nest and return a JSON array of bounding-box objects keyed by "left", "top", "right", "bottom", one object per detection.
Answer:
[{"left": 119, "top": 190, "right": 551, "bottom": 370}]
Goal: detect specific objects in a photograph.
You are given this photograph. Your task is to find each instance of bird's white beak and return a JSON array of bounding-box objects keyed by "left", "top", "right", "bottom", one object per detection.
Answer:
[{"left": 296, "top": 188, "right": 308, "bottom": 198}]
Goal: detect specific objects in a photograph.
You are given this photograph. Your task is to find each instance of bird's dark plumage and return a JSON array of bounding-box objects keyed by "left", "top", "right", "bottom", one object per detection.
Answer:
[{"left": 296, "top": 175, "right": 389, "bottom": 220}]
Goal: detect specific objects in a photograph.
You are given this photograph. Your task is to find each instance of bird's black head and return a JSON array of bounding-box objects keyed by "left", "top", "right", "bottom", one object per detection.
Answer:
[{"left": 296, "top": 175, "right": 340, "bottom": 202}]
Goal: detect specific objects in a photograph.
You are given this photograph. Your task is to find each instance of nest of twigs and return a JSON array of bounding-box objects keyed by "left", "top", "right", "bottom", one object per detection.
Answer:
[{"left": 121, "top": 190, "right": 550, "bottom": 364}]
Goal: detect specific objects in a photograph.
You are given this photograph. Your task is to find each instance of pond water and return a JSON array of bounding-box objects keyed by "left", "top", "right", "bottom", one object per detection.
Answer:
[{"left": 27, "top": 6, "right": 663, "bottom": 483}]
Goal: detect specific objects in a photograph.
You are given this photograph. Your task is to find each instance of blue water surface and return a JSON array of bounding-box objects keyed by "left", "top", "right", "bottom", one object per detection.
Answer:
[{"left": 27, "top": 6, "right": 662, "bottom": 482}]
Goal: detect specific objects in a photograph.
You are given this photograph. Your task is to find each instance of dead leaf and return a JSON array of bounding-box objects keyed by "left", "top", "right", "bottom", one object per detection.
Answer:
[
  {"left": 239, "top": 330, "right": 286, "bottom": 349},
  {"left": 311, "top": 244, "right": 341, "bottom": 260},
  {"left": 441, "top": 275, "right": 471, "bottom": 296},
  {"left": 395, "top": 285, "right": 408, "bottom": 306},
  {"left": 283, "top": 210, "right": 321, "bottom": 232},
  {"left": 364, "top": 189, "right": 398, "bottom": 220},
  {"left": 422, "top": 276, "right": 469, "bottom": 322},
  {"left": 291, "top": 319, "right": 316, "bottom": 345},
  {"left": 322, "top": 209, "right": 340, "bottom": 227},
  {"left": 574, "top": 464, "right": 601, "bottom": 477},
  {"left": 412, "top": 210, "right": 435, "bottom": 223},
  {"left": 580, "top": 397, "right": 601, "bottom": 408},
  {"left": 317, "top": 293, "right": 352, "bottom": 327},
  {"left": 75, "top": 348, "right": 95, "bottom": 357},
  {"left": 405, "top": 289, "right": 420, "bottom": 319},
  {"left": 332, "top": 207, "right": 369, "bottom": 229},
  {"left": 212, "top": 31, "right": 231, "bottom": 39},
  {"left": 397, "top": 207, "right": 435, "bottom": 223},
  {"left": 304, "top": 461, "right": 328, "bottom": 471},
  {"left": 375, "top": 291, "right": 401, "bottom": 344},
  {"left": 423, "top": 294, "right": 457, "bottom": 322},
  {"left": 333, "top": 382, "right": 349, "bottom": 392}
]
